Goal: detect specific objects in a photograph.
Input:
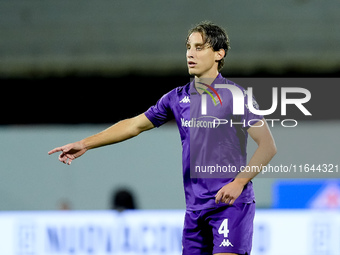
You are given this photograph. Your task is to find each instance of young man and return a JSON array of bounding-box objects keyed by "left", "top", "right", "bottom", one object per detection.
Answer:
[{"left": 49, "top": 21, "right": 277, "bottom": 255}]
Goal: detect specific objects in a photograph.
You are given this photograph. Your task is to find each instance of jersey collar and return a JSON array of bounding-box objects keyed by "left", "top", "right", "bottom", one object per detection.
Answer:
[{"left": 189, "top": 73, "right": 224, "bottom": 95}]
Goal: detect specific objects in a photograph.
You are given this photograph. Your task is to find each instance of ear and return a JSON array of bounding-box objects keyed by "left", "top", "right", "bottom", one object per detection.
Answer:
[{"left": 215, "top": 49, "right": 225, "bottom": 61}]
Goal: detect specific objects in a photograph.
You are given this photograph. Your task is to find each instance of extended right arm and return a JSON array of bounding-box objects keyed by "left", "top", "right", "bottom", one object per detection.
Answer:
[
  {"left": 83, "top": 113, "right": 154, "bottom": 149},
  {"left": 48, "top": 113, "right": 154, "bottom": 165}
]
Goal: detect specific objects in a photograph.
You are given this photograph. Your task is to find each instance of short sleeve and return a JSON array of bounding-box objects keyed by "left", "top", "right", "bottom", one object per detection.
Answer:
[{"left": 144, "top": 89, "right": 175, "bottom": 127}]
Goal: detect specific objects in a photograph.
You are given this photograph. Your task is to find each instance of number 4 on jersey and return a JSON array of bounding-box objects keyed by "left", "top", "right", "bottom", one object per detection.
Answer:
[{"left": 218, "top": 219, "right": 230, "bottom": 238}]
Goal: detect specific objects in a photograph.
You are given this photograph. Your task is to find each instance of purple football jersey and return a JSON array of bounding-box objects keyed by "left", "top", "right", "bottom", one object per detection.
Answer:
[{"left": 144, "top": 74, "right": 263, "bottom": 210}]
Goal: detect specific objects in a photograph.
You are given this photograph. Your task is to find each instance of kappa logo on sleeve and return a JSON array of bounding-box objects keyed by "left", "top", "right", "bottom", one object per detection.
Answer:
[{"left": 180, "top": 96, "right": 190, "bottom": 103}]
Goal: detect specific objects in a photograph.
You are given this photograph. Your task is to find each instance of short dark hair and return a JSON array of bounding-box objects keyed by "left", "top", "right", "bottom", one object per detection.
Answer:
[
  {"left": 112, "top": 188, "right": 136, "bottom": 211},
  {"left": 186, "top": 21, "right": 231, "bottom": 71}
]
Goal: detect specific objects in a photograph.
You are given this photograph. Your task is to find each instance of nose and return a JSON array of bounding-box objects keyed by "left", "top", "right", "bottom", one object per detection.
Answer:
[{"left": 187, "top": 48, "right": 194, "bottom": 59}]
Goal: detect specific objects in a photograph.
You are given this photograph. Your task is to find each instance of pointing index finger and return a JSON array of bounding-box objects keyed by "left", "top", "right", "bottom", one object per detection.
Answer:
[{"left": 48, "top": 147, "right": 63, "bottom": 155}]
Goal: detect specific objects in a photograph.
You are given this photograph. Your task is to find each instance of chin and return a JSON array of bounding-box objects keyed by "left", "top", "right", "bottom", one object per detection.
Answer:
[{"left": 188, "top": 68, "right": 199, "bottom": 76}]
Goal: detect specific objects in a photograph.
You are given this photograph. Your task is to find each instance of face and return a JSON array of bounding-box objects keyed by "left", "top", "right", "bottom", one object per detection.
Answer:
[{"left": 186, "top": 32, "right": 224, "bottom": 78}]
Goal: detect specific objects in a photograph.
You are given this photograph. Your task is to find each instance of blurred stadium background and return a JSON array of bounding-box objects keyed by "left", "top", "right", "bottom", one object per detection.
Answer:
[{"left": 0, "top": 0, "right": 340, "bottom": 254}]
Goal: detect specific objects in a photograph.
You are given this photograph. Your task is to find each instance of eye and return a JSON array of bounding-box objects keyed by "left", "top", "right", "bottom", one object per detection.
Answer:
[
  {"left": 196, "top": 46, "right": 202, "bottom": 51},
  {"left": 186, "top": 45, "right": 191, "bottom": 50}
]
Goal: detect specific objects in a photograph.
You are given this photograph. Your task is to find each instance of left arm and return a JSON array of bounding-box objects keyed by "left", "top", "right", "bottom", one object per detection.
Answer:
[{"left": 215, "top": 118, "right": 277, "bottom": 205}]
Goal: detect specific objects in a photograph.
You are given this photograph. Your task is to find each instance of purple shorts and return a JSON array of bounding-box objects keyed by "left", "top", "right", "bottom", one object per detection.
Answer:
[{"left": 182, "top": 202, "right": 255, "bottom": 255}]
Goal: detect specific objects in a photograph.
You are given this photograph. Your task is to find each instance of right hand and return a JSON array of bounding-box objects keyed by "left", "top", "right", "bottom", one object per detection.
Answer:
[{"left": 48, "top": 141, "right": 87, "bottom": 165}]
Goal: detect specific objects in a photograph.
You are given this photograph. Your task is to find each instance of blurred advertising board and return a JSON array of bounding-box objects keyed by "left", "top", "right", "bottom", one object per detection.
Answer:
[{"left": 0, "top": 209, "right": 340, "bottom": 255}]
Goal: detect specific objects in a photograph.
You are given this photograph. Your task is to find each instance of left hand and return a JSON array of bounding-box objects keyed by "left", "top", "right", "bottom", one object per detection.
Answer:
[{"left": 215, "top": 180, "right": 245, "bottom": 205}]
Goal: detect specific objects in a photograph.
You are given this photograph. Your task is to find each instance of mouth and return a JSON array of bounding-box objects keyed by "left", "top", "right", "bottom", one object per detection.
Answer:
[{"left": 187, "top": 61, "right": 197, "bottom": 68}]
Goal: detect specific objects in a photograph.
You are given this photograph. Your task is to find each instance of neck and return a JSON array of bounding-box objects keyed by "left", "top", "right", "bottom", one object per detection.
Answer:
[{"left": 194, "top": 73, "right": 219, "bottom": 94}]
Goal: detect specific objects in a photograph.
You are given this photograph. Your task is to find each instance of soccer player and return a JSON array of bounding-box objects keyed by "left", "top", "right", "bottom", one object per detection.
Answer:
[{"left": 48, "top": 21, "right": 277, "bottom": 255}]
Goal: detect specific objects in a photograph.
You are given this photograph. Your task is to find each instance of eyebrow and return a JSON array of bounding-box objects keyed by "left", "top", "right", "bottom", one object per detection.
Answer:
[{"left": 186, "top": 42, "right": 205, "bottom": 46}]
